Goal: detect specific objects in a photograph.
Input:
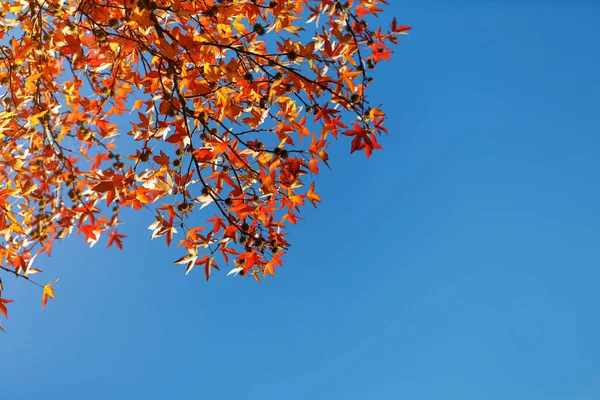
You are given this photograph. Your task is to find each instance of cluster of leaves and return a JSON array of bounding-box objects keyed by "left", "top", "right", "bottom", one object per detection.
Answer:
[{"left": 0, "top": 0, "right": 409, "bottom": 330}]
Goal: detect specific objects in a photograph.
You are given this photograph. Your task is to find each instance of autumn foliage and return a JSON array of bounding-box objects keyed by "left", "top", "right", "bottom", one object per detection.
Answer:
[{"left": 0, "top": 0, "right": 409, "bottom": 330}]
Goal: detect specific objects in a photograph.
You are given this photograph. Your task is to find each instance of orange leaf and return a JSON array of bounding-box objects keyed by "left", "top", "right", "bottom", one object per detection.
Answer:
[{"left": 307, "top": 182, "right": 321, "bottom": 207}]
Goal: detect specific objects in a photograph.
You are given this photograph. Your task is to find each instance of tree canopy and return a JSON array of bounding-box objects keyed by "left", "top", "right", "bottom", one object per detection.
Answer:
[{"left": 0, "top": 0, "right": 409, "bottom": 330}]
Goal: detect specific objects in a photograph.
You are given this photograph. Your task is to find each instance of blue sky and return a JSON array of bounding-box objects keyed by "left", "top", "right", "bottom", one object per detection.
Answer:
[{"left": 2, "top": 2, "right": 600, "bottom": 399}]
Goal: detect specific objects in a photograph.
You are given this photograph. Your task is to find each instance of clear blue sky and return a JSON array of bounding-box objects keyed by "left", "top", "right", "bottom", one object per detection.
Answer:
[{"left": 2, "top": 2, "right": 600, "bottom": 399}]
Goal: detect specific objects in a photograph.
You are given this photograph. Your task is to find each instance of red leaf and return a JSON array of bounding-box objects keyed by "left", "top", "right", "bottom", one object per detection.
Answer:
[
  {"left": 107, "top": 229, "right": 126, "bottom": 250},
  {"left": 92, "top": 181, "right": 115, "bottom": 193},
  {"left": 0, "top": 298, "right": 14, "bottom": 319}
]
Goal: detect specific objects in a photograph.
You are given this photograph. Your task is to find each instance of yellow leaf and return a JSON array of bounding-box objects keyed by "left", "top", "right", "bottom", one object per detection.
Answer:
[
  {"left": 109, "top": 42, "right": 121, "bottom": 53},
  {"left": 42, "top": 279, "right": 59, "bottom": 309},
  {"left": 132, "top": 99, "right": 144, "bottom": 111},
  {"left": 232, "top": 15, "right": 246, "bottom": 33},
  {"left": 257, "top": 152, "right": 273, "bottom": 164},
  {"left": 29, "top": 110, "right": 48, "bottom": 126},
  {"left": 217, "top": 23, "right": 232, "bottom": 36},
  {"left": 25, "top": 72, "right": 43, "bottom": 93},
  {"left": 5, "top": 210, "right": 17, "bottom": 224},
  {"left": 8, "top": 223, "right": 24, "bottom": 234}
]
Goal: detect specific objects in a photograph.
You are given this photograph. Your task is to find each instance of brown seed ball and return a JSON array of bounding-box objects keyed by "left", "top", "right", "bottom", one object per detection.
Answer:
[
  {"left": 287, "top": 51, "right": 298, "bottom": 61},
  {"left": 253, "top": 23, "right": 265, "bottom": 36}
]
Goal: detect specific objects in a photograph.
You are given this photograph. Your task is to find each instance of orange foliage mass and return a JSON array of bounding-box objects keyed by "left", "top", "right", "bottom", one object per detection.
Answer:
[{"left": 0, "top": 0, "right": 409, "bottom": 329}]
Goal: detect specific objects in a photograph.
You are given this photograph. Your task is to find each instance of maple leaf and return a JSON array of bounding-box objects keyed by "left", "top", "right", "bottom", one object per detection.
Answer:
[
  {"left": 391, "top": 19, "right": 412, "bottom": 34},
  {"left": 201, "top": 256, "right": 219, "bottom": 281},
  {"left": 193, "top": 148, "right": 216, "bottom": 162},
  {"left": 42, "top": 279, "right": 59, "bottom": 309},
  {"left": 307, "top": 183, "right": 321, "bottom": 207},
  {"left": 107, "top": 230, "right": 126, "bottom": 250},
  {"left": 263, "top": 253, "right": 285, "bottom": 277},
  {"left": 153, "top": 151, "right": 170, "bottom": 167},
  {"left": 92, "top": 181, "right": 115, "bottom": 193},
  {"left": 0, "top": 298, "right": 14, "bottom": 319},
  {"left": 343, "top": 123, "right": 384, "bottom": 157}
]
